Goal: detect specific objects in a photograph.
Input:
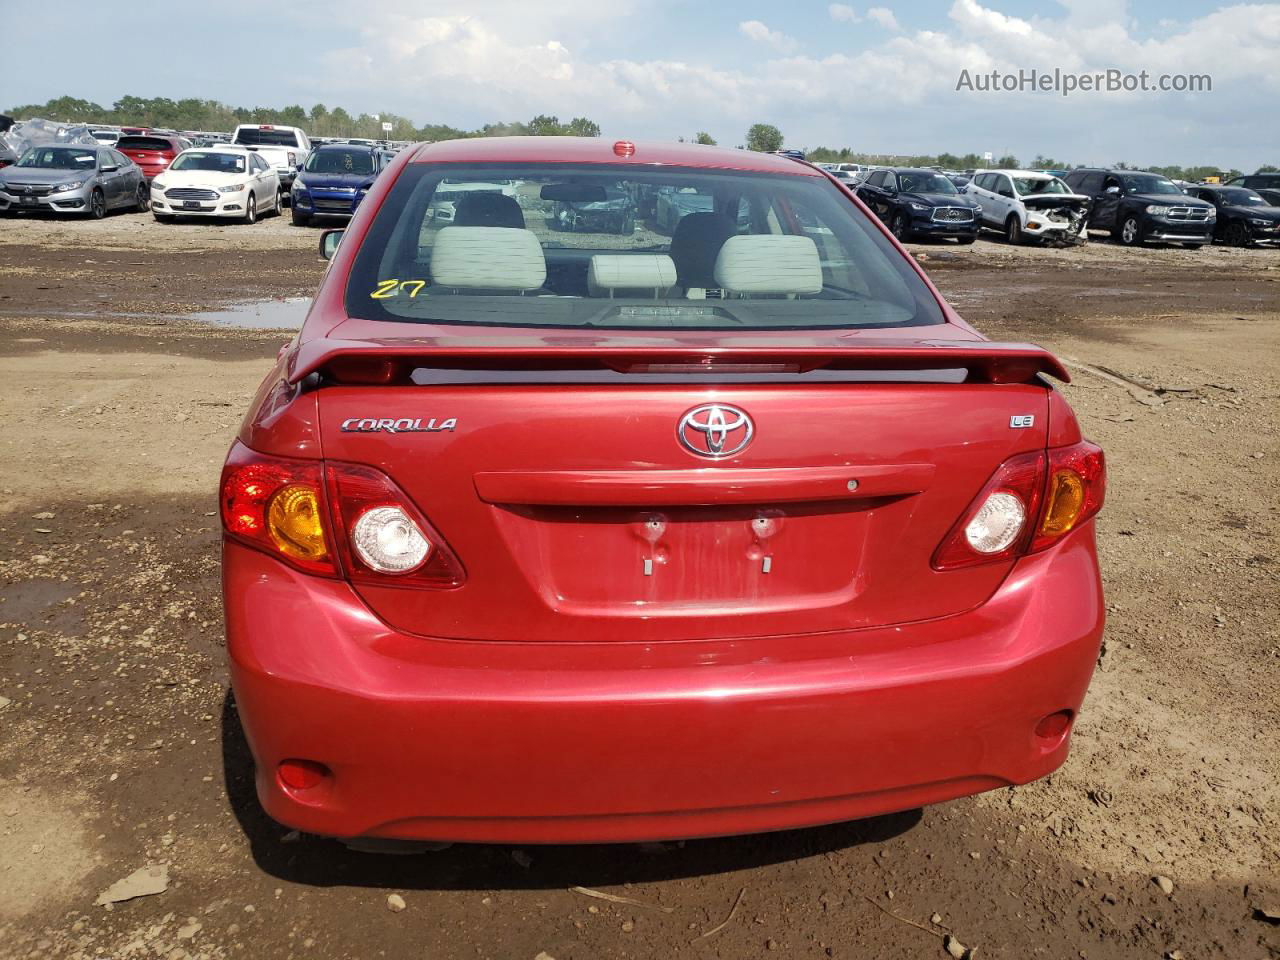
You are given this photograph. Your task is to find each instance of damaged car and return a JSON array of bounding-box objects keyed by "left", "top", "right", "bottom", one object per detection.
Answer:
[{"left": 964, "top": 170, "right": 1089, "bottom": 245}]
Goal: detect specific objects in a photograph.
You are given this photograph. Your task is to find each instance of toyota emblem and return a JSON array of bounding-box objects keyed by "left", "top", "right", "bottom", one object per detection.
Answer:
[{"left": 677, "top": 404, "right": 754, "bottom": 459}]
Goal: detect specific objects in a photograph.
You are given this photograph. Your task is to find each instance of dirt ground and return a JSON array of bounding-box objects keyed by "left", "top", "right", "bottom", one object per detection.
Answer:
[{"left": 0, "top": 210, "right": 1277, "bottom": 960}]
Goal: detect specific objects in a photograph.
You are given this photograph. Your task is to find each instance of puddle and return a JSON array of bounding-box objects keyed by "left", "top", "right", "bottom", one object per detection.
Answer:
[{"left": 183, "top": 297, "right": 310, "bottom": 329}]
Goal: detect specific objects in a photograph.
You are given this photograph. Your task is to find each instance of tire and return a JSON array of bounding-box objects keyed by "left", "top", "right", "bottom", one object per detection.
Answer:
[
  {"left": 134, "top": 182, "right": 150, "bottom": 213},
  {"left": 88, "top": 189, "right": 106, "bottom": 220},
  {"left": 242, "top": 192, "right": 257, "bottom": 225},
  {"left": 1225, "top": 221, "right": 1251, "bottom": 247},
  {"left": 291, "top": 205, "right": 311, "bottom": 227},
  {"left": 891, "top": 211, "right": 911, "bottom": 242},
  {"left": 1005, "top": 214, "right": 1022, "bottom": 245},
  {"left": 1118, "top": 214, "right": 1143, "bottom": 246}
]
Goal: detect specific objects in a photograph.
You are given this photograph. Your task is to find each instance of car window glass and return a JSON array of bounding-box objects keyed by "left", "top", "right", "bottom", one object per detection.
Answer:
[{"left": 346, "top": 163, "right": 946, "bottom": 331}]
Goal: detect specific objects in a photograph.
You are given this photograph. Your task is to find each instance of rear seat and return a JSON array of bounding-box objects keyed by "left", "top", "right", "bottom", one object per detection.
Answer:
[
  {"left": 430, "top": 226, "right": 546, "bottom": 293},
  {"left": 587, "top": 255, "right": 677, "bottom": 298},
  {"left": 714, "top": 235, "right": 823, "bottom": 298}
]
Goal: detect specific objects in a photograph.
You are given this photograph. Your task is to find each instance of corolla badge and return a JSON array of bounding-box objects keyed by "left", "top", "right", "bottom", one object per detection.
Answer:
[
  {"left": 341, "top": 417, "right": 457, "bottom": 433},
  {"left": 677, "top": 404, "right": 753, "bottom": 459}
]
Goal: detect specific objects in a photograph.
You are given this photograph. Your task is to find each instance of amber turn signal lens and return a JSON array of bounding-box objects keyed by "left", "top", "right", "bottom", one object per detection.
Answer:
[
  {"left": 267, "top": 484, "right": 328, "bottom": 562},
  {"left": 1040, "top": 469, "right": 1085, "bottom": 537}
]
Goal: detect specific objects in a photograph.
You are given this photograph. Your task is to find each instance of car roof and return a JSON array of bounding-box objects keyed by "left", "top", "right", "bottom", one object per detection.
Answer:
[
  {"left": 408, "top": 137, "right": 822, "bottom": 175},
  {"left": 888, "top": 167, "right": 943, "bottom": 174},
  {"left": 315, "top": 142, "right": 378, "bottom": 153},
  {"left": 981, "top": 169, "right": 1054, "bottom": 178}
]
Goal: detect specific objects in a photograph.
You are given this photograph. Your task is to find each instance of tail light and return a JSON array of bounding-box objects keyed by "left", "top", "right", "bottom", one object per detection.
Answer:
[
  {"left": 933, "top": 441, "right": 1105, "bottom": 570},
  {"left": 221, "top": 444, "right": 333, "bottom": 575},
  {"left": 325, "top": 463, "right": 465, "bottom": 587},
  {"left": 220, "top": 442, "right": 464, "bottom": 587}
]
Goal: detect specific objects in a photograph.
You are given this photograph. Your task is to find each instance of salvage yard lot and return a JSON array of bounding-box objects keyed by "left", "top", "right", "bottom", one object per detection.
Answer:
[{"left": 0, "top": 213, "right": 1276, "bottom": 960}]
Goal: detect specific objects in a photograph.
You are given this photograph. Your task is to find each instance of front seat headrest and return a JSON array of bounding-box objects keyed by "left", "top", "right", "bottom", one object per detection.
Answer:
[
  {"left": 669, "top": 212, "right": 737, "bottom": 289},
  {"left": 453, "top": 192, "right": 525, "bottom": 228}
]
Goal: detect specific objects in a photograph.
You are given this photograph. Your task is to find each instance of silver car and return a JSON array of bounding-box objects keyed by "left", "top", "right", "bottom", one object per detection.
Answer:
[{"left": 0, "top": 145, "right": 148, "bottom": 218}]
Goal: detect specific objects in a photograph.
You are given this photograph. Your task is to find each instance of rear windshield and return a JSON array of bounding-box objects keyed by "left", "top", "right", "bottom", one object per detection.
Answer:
[
  {"left": 345, "top": 163, "right": 944, "bottom": 330},
  {"left": 118, "top": 137, "right": 174, "bottom": 151},
  {"left": 234, "top": 128, "right": 301, "bottom": 147}
]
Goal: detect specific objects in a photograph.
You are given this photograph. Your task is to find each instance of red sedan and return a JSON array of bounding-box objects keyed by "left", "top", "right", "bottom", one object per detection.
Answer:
[
  {"left": 222, "top": 137, "right": 1105, "bottom": 844},
  {"left": 115, "top": 133, "right": 187, "bottom": 181}
]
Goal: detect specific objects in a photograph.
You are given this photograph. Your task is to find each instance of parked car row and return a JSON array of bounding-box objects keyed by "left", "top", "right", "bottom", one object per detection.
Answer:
[
  {"left": 842, "top": 163, "right": 1280, "bottom": 250},
  {"left": 0, "top": 126, "right": 396, "bottom": 226}
]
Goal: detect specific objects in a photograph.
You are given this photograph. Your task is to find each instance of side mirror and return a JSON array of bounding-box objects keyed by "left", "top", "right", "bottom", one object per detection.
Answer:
[
  {"left": 101, "top": 164, "right": 118, "bottom": 173},
  {"left": 319, "top": 229, "right": 344, "bottom": 260},
  {"left": 1105, "top": 185, "right": 1120, "bottom": 196},
  {"left": 296, "top": 163, "right": 304, "bottom": 172}
]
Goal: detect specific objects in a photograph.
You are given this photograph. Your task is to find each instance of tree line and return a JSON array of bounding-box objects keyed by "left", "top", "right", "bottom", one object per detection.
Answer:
[
  {"left": 5, "top": 95, "right": 600, "bottom": 143},
  {"left": 8, "top": 96, "right": 1270, "bottom": 179}
]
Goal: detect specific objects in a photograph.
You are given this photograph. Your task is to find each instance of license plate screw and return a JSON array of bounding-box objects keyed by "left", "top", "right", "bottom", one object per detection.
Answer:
[{"left": 847, "top": 479, "right": 859, "bottom": 492}]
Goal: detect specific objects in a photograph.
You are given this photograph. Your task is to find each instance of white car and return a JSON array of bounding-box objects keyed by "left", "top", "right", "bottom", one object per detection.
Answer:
[
  {"left": 149, "top": 147, "right": 280, "bottom": 223},
  {"left": 964, "top": 169, "right": 1090, "bottom": 244}
]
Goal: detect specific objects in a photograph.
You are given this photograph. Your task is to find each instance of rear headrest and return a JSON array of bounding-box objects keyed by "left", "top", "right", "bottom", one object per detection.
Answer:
[
  {"left": 454, "top": 192, "right": 525, "bottom": 228},
  {"left": 713, "top": 235, "right": 822, "bottom": 296},
  {"left": 430, "top": 227, "right": 546, "bottom": 291},
  {"left": 587, "top": 255, "right": 677, "bottom": 297}
]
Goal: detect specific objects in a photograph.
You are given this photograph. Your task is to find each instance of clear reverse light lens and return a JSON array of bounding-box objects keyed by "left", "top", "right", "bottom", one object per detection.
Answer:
[
  {"left": 351, "top": 506, "right": 431, "bottom": 573},
  {"left": 964, "top": 491, "right": 1026, "bottom": 554}
]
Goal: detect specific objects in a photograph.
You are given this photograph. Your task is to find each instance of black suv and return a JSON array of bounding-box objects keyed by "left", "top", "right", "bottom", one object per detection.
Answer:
[
  {"left": 1186, "top": 185, "right": 1280, "bottom": 247},
  {"left": 856, "top": 168, "right": 980, "bottom": 243},
  {"left": 1225, "top": 173, "right": 1280, "bottom": 192},
  {"left": 1063, "top": 168, "right": 1215, "bottom": 248}
]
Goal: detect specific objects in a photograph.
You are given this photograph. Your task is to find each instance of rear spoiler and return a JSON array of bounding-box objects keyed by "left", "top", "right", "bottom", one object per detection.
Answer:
[{"left": 287, "top": 338, "right": 1069, "bottom": 386}]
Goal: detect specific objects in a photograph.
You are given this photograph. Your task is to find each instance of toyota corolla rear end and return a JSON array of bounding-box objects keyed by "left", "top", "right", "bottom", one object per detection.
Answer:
[{"left": 222, "top": 138, "right": 1105, "bottom": 844}]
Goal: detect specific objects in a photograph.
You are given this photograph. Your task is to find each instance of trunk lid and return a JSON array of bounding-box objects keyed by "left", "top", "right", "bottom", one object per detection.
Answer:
[{"left": 310, "top": 337, "right": 1061, "bottom": 642}]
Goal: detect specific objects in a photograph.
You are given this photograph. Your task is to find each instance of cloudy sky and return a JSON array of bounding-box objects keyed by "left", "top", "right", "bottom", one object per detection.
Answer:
[{"left": 8, "top": 0, "right": 1279, "bottom": 170}]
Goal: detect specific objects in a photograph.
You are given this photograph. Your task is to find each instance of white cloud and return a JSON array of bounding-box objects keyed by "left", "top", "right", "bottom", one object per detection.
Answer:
[
  {"left": 829, "top": 4, "right": 861, "bottom": 22},
  {"left": 305, "top": 0, "right": 1279, "bottom": 171},
  {"left": 738, "top": 20, "right": 800, "bottom": 53},
  {"left": 867, "top": 7, "right": 901, "bottom": 30}
]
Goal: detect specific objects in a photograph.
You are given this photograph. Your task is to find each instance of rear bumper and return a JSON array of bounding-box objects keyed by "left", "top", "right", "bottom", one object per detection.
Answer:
[{"left": 224, "top": 528, "right": 1104, "bottom": 844}]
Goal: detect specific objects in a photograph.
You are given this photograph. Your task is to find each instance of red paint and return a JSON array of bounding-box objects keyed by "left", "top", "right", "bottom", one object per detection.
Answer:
[
  {"left": 115, "top": 135, "right": 185, "bottom": 180},
  {"left": 222, "top": 138, "right": 1105, "bottom": 843}
]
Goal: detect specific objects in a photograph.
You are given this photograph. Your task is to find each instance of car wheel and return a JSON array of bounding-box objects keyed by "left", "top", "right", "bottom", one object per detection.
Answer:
[
  {"left": 135, "top": 182, "right": 150, "bottom": 213},
  {"left": 1118, "top": 215, "right": 1143, "bottom": 246},
  {"left": 243, "top": 193, "right": 257, "bottom": 225},
  {"left": 88, "top": 189, "right": 106, "bottom": 220},
  {"left": 1225, "top": 222, "right": 1251, "bottom": 247},
  {"left": 291, "top": 205, "right": 311, "bottom": 227},
  {"left": 891, "top": 212, "right": 911, "bottom": 242},
  {"left": 1005, "top": 215, "right": 1022, "bottom": 245}
]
